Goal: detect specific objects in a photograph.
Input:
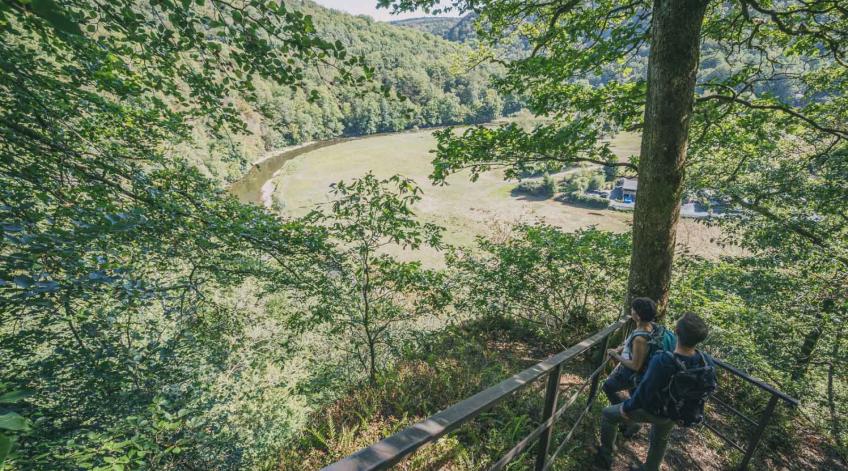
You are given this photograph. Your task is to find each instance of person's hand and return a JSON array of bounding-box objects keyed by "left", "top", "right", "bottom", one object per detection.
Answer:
[
  {"left": 620, "top": 408, "right": 630, "bottom": 420},
  {"left": 606, "top": 348, "right": 619, "bottom": 359}
]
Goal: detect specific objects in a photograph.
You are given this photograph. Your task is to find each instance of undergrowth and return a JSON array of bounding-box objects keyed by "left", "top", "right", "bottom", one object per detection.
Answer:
[
  {"left": 278, "top": 316, "right": 607, "bottom": 470},
  {"left": 278, "top": 315, "right": 846, "bottom": 470}
]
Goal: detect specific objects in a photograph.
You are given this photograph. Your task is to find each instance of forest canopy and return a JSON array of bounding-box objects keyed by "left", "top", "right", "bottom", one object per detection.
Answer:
[{"left": 186, "top": 1, "right": 519, "bottom": 183}]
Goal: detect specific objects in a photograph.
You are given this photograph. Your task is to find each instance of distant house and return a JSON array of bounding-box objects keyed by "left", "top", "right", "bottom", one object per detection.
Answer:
[{"left": 613, "top": 178, "right": 638, "bottom": 202}]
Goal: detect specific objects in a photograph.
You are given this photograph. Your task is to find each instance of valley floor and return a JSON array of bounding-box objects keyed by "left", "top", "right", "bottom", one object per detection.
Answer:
[{"left": 266, "top": 128, "right": 737, "bottom": 268}]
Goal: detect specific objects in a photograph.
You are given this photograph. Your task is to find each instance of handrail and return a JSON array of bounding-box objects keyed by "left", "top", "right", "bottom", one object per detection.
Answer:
[
  {"left": 706, "top": 359, "right": 799, "bottom": 470},
  {"left": 323, "top": 317, "right": 800, "bottom": 471},
  {"left": 322, "top": 319, "right": 627, "bottom": 471},
  {"left": 712, "top": 358, "right": 800, "bottom": 407}
]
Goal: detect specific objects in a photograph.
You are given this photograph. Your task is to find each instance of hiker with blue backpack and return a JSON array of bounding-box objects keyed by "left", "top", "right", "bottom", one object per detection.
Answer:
[{"left": 595, "top": 312, "right": 718, "bottom": 471}]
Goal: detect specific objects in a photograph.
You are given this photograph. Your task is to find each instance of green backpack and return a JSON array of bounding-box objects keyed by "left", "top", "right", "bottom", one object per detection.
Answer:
[{"left": 630, "top": 323, "right": 677, "bottom": 384}]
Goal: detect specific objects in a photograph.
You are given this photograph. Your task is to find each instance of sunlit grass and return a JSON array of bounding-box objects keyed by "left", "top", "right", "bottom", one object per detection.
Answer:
[{"left": 270, "top": 129, "right": 733, "bottom": 267}]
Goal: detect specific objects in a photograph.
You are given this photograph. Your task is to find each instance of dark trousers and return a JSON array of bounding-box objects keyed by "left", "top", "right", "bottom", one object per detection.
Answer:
[
  {"left": 599, "top": 404, "right": 674, "bottom": 471},
  {"left": 602, "top": 364, "right": 636, "bottom": 405}
]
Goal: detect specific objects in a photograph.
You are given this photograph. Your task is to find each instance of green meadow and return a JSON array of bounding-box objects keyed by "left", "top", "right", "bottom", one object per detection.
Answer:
[{"left": 270, "top": 129, "right": 730, "bottom": 266}]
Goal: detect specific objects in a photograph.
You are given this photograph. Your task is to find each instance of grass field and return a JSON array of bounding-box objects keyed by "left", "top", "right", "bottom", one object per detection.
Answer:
[{"left": 270, "top": 128, "right": 732, "bottom": 266}]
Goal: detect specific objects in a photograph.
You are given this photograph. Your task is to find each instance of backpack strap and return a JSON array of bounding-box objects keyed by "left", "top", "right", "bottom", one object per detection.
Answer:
[
  {"left": 696, "top": 350, "right": 718, "bottom": 371},
  {"left": 631, "top": 330, "right": 653, "bottom": 340},
  {"left": 626, "top": 330, "right": 652, "bottom": 351},
  {"left": 664, "top": 350, "right": 688, "bottom": 371},
  {"left": 696, "top": 350, "right": 706, "bottom": 367}
]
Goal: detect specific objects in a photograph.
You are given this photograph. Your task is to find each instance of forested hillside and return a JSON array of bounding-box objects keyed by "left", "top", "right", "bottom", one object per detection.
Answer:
[
  {"left": 389, "top": 16, "right": 461, "bottom": 37},
  {"left": 392, "top": 14, "right": 475, "bottom": 43},
  {"left": 188, "top": 2, "right": 515, "bottom": 183},
  {"left": 395, "top": 12, "right": 808, "bottom": 102}
]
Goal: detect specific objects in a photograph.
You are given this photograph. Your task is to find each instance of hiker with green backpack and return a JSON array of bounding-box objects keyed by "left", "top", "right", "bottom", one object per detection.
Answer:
[{"left": 603, "top": 297, "right": 677, "bottom": 438}]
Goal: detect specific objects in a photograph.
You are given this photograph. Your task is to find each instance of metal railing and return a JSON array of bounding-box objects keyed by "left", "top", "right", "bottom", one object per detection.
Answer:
[
  {"left": 705, "top": 358, "right": 799, "bottom": 469},
  {"left": 323, "top": 319, "right": 799, "bottom": 471}
]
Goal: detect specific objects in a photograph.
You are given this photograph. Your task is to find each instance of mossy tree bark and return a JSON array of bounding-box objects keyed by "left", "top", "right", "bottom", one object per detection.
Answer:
[{"left": 627, "top": 0, "right": 710, "bottom": 317}]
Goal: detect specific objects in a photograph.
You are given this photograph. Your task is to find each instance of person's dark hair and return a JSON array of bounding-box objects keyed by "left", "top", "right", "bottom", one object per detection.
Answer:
[
  {"left": 675, "top": 312, "right": 709, "bottom": 348},
  {"left": 630, "top": 297, "right": 657, "bottom": 322}
]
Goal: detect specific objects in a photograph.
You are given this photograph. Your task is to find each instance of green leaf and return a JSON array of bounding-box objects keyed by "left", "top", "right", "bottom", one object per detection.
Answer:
[
  {"left": 0, "top": 413, "right": 30, "bottom": 432},
  {"left": 0, "top": 390, "right": 32, "bottom": 404},
  {"left": 0, "top": 433, "right": 11, "bottom": 466},
  {"left": 31, "top": 0, "right": 83, "bottom": 36}
]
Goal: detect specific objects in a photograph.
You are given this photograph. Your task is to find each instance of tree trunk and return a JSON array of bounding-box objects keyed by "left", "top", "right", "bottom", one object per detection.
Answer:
[
  {"left": 792, "top": 310, "right": 824, "bottom": 381},
  {"left": 627, "top": 0, "right": 709, "bottom": 317},
  {"left": 828, "top": 330, "right": 843, "bottom": 449},
  {"left": 367, "top": 336, "right": 377, "bottom": 385}
]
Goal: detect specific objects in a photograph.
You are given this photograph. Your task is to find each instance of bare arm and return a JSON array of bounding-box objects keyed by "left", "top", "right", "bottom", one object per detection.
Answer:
[{"left": 614, "top": 336, "right": 649, "bottom": 371}]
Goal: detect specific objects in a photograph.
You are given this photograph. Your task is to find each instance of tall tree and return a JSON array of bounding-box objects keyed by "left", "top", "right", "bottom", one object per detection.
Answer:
[
  {"left": 628, "top": 0, "right": 708, "bottom": 309},
  {"left": 382, "top": 0, "right": 848, "bottom": 316},
  {"left": 286, "top": 174, "right": 447, "bottom": 384}
]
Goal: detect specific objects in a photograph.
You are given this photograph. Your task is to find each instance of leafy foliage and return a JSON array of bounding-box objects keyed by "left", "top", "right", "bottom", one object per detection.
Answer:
[
  {"left": 512, "top": 173, "right": 556, "bottom": 199},
  {"left": 557, "top": 192, "right": 610, "bottom": 210},
  {"left": 279, "top": 316, "right": 599, "bottom": 470},
  {"left": 0, "top": 0, "right": 362, "bottom": 467},
  {"left": 671, "top": 254, "right": 848, "bottom": 457},
  {"left": 287, "top": 174, "right": 449, "bottom": 383},
  {"left": 0, "top": 389, "right": 32, "bottom": 466},
  {"left": 448, "top": 225, "right": 630, "bottom": 347}
]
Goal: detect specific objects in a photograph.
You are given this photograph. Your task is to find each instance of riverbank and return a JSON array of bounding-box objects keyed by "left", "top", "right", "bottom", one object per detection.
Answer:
[{"left": 227, "top": 122, "right": 486, "bottom": 207}]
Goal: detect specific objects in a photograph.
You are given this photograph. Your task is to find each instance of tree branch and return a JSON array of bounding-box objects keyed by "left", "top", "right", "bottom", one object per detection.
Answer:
[{"left": 697, "top": 94, "right": 848, "bottom": 140}]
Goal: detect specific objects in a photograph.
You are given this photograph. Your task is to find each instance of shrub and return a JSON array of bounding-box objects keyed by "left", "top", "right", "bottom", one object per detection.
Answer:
[
  {"left": 541, "top": 173, "right": 556, "bottom": 196},
  {"left": 557, "top": 191, "right": 610, "bottom": 209},
  {"left": 559, "top": 176, "right": 588, "bottom": 193},
  {"left": 292, "top": 173, "right": 450, "bottom": 384},
  {"left": 513, "top": 173, "right": 555, "bottom": 198},
  {"left": 447, "top": 225, "right": 631, "bottom": 347},
  {"left": 588, "top": 175, "right": 605, "bottom": 191},
  {"left": 559, "top": 169, "right": 607, "bottom": 193}
]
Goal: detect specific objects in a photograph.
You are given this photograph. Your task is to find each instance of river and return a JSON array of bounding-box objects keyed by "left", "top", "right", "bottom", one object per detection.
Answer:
[{"left": 229, "top": 137, "right": 352, "bottom": 207}]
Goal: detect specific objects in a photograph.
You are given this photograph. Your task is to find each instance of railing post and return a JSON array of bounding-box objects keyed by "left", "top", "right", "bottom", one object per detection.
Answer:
[
  {"left": 739, "top": 395, "right": 779, "bottom": 470},
  {"left": 535, "top": 364, "right": 562, "bottom": 471},
  {"left": 586, "top": 333, "right": 612, "bottom": 407}
]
